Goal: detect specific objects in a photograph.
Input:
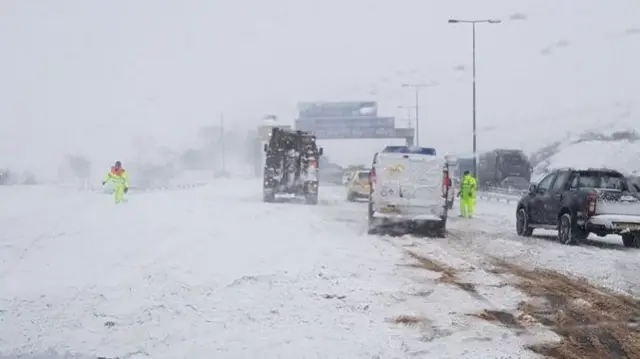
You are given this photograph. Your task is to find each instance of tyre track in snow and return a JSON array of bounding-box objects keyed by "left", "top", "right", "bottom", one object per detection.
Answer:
[
  {"left": 316, "top": 185, "right": 640, "bottom": 357},
  {"left": 359, "top": 200, "right": 640, "bottom": 358},
  {"left": 315, "top": 187, "right": 543, "bottom": 357},
  {"left": 448, "top": 202, "right": 640, "bottom": 297},
  {"left": 443, "top": 208, "right": 640, "bottom": 357}
]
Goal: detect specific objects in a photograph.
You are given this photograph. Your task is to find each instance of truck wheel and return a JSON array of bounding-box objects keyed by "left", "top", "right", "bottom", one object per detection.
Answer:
[
  {"left": 263, "top": 191, "right": 275, "bottom": 203},
  {"left": 305, "top": 194, "right": 318, "bottom": 205},
  {"left": 516, "top": 208, "right": 533, "bottom": 237},
  {"left": 558, "top": 213, "right": 577, "bottom": 245},
  {"left": 622, "top": 233, "right": 640, "bottom": 248}
]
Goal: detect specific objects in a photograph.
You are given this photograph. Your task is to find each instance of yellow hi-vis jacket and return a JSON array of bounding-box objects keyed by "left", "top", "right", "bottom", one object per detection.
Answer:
[
  {"left": 460, "top": 174, "right": 477, "bottom": 199},
  {"left": 104, "top": 167, "right": 128, "bottom": 188}
]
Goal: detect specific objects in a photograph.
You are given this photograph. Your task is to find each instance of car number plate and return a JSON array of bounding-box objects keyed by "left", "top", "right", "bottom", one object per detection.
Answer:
[{"left": 379, "top": 206, "right": 400, "bottom": 214}]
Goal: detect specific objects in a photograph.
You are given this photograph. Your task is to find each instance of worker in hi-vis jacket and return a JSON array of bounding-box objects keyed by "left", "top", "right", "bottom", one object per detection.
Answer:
[
  {"left": 458, "top": 170, "right": 477, "bottom": 218},
  {"left": 102, "top": 161, "right": 129, "bottom": 203}
]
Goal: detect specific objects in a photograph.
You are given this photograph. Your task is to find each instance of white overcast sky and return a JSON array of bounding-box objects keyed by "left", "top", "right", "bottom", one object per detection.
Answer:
[{"left": 1, "top": 0, "right": 639, "bottom": 175}]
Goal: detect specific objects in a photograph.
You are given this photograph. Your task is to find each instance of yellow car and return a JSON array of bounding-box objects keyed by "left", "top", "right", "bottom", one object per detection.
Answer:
[{"left": 346, "top": 170, "right": 371, "bottom": 201}]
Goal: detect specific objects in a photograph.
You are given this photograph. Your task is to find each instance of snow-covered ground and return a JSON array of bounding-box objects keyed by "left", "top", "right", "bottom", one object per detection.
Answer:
[
  {"left": 446, "top": 200, "right": 640, "bottom": 297},
  {"left": 2, "top": 181, "right": 639, "bottom": 358}
]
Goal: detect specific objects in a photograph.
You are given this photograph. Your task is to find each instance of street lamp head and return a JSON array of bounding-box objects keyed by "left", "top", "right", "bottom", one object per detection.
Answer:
[
  {"left": 487, "top": 19, "right": 502, "bottom": 24},
  {"left": 448, "top": 19, "right": 460, "bottom": 23}
]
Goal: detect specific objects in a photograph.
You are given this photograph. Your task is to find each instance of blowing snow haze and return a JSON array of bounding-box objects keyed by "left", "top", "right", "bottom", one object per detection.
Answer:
[{"left": 0, "top": 0, "right": 639, "bottom": 177}]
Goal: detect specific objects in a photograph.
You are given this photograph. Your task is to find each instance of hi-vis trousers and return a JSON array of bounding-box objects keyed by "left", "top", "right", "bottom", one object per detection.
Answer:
[
  {"left": 113, "top": 183, "right": 126, "bottom": 203},
  {"left": 459, "top": 197, "right": 475, "bottom": 218}
]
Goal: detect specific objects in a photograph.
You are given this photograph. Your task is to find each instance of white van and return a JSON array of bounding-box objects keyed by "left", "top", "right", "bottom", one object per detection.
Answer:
[{"left": 367, "top": 146, "right": 451, "bottom": 237}]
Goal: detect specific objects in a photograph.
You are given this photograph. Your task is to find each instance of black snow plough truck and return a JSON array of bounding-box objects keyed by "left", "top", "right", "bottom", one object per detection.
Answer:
[{"left": 262, "top": 127, "right": 323, "bottom": 205}]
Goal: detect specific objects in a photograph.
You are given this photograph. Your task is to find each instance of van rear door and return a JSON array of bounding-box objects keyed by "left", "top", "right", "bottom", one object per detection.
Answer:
[{"left": 373, "top": 151, "right": 446, "bottom": 217}]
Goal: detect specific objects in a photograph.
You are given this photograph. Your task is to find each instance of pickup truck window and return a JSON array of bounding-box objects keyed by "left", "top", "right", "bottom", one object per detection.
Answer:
[
  {"left": 551, "top": 170, "right": 571, "bottom": 192},
  {"left": 537, "top": 173, "right": 556, "bottom": 193},
  {"left": 569, "top": 171, "right": 628, "bottom": 191}
]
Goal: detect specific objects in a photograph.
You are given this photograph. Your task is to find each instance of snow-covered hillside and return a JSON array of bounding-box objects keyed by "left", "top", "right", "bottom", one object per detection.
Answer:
[
  {"left": 536, "top": 136, "right": 640, "bottom": 176},
  {"left": 481, "top": 101, "right": 639, "bottom": 155}
]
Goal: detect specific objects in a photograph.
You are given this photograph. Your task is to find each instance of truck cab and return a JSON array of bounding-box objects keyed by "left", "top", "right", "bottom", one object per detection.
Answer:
[
  {"left": 478, "top": 149, "right": 531, "bottom": 190},
  {"left": 262, "top": 128, "right": 323, "bottom": 204}
]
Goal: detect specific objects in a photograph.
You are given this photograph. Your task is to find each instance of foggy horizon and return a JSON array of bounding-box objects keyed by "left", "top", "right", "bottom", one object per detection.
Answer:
[{"left": 1, "top": 0, "right": 639, "bottom": 179}]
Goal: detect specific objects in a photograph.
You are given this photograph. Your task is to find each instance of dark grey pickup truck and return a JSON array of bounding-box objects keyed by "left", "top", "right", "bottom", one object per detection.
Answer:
[{"left": 516, "top": 168, "right": 640, "bottom": 248}]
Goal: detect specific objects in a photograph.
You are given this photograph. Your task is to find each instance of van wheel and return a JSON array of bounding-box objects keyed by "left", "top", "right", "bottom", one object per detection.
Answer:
[
  {"left": 516, "top": 208, "right": 533, "bottom": 237},
  {"left": 622, "top": 233, "right": 640, "bottom": 248},
  {"left": 434, "top": 219, "right": 446, "bottom": 238},
  {"left": 558, "top": 213, "right": 577, "bottom": 245}
]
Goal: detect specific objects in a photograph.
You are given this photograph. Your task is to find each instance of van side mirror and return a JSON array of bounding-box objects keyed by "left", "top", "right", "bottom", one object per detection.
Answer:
[
  {"left": 263, "top": 144, "right": 268, "bottom": 152},
  {"left": 319, "top": 148, "right": 323, "bottom": 156},
  {"left": 529, "top": 184, "right": 537, "bottom": 194}
]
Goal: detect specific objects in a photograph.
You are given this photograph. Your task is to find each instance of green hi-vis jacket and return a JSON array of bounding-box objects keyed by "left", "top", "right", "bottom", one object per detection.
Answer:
[
  {"left": 104, "top": 167, "right": 129, "bottom": 187},
  {"left": 460, "top": 174, "right": 477, "bottom": 199}
]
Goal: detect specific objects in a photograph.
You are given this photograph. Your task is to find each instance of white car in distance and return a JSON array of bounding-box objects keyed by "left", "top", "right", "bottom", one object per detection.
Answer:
[{"left": 346, "top": 169, "right": 371, "bottom": 201}]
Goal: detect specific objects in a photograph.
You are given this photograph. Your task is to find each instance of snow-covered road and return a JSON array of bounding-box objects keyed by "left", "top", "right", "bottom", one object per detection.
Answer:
[{"left": 1, "top": 181, "right": 639, "bottom": 358}]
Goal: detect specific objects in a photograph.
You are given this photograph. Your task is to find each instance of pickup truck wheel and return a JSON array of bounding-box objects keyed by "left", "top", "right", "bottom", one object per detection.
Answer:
[
  {"left": 573, "top": 229, "right": 589, "bottom": 241},
  {"left": 558, "top": 213, "right": 577, "bottom": 245},
  {"left": 622, "top": 233, "right": 640, "bottom": 248},
  {"left": 516, "top": 208, "right": 533, "bottom": 237}
]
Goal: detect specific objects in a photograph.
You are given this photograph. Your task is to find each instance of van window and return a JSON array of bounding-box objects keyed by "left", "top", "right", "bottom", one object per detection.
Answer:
[{"left": 382, "top": 146, "right": 436, "bottom": 155}]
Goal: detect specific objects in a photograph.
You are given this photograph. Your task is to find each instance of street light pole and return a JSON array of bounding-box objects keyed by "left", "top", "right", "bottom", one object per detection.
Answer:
[
  {"left": 448, "top": 18, "right": 501, "bottom": 179},
  {"left": 398, "top": 105, "right": 415, "bottom": 128},
  {"left": 220, "top": 112, "right": 226, "bottom": 173},
  {"left": 401, "top": 83, "right": 435, "bottom": 146}
]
